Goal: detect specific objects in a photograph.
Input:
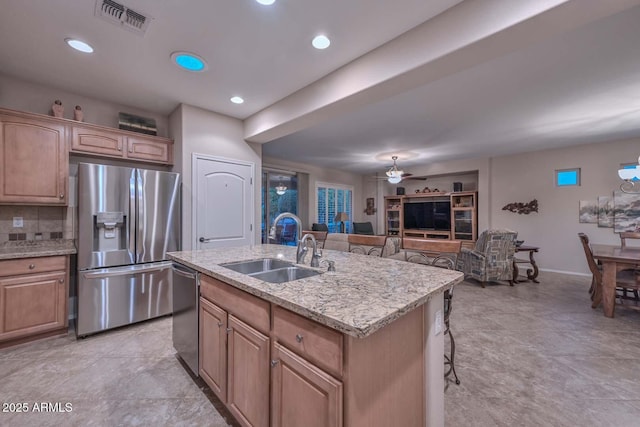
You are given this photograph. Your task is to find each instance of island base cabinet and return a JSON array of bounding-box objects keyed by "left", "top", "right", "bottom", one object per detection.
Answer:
[
  {"left": 227, "top": 315, "right": 270, "bottom": 427},
  {"left": 199, "top": 295, "right": 270, "bottom": 427},
  {"left": 199, "top": 297, "right": 227, "bottom": 402},
  {"left": 271, "top": 343, "right": 343, "bottom": 427}
]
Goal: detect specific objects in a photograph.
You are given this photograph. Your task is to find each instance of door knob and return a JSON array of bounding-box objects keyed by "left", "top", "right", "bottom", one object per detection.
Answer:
[
  {"left": 217, "top": 321, "right": 223, "bottom": 327},
  {"left": 59, "top": 194, "right": 64, "bottom": 199},
  {"left": 29, "top": 264, "right": 35, "bottom": 269},
  {"left": 295, "top": 334, "right": 304, "bottom": 343},
  {"left": 199, "top": 237, "right": 205, "bottom": 243},
  {"left": 271, "top": 360, "right": 279, "bottom": 367}
]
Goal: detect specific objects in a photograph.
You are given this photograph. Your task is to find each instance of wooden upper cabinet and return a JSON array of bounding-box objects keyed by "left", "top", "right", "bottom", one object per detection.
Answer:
[
  {"left": 71, "top": 125, "right": 172, "bottom": 165},
  {"left": 126, "top": 135, "right": 172, "bottom": 164},
  {"left": 0, "top": 115, "right": 68, "bottom": 205},
  {"left": 71, "top": 125, "right": 125, "bottom": 158}
]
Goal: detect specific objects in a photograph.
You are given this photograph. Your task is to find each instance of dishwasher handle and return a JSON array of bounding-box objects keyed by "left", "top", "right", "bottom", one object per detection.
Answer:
[{"left": 172, "top": 264, "right": 197, "bottom": 279}]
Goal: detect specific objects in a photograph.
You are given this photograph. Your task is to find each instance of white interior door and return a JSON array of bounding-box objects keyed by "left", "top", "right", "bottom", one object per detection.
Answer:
[{"left": 193, "top": 155, "right": 254, "bottom": 249}]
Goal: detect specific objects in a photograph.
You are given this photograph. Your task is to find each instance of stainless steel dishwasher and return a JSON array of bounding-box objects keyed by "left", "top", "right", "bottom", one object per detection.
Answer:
[{"left": 172, "top": 263, "right": 199, "bottom": 376}]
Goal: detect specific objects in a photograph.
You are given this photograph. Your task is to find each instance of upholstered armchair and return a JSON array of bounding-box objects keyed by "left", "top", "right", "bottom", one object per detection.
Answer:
[{"left": 456, "top": 229, "right": 518, "bottom": 287}]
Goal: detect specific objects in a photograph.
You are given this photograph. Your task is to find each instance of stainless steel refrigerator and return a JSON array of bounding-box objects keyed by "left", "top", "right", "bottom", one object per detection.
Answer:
[{"left": 77, "top": 163, "right": 180, "bottom": 336}]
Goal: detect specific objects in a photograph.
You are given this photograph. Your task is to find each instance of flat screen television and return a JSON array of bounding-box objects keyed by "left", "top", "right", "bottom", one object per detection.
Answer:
[{"left": 404, "top": 201, "right": 451, "bottom": 230}]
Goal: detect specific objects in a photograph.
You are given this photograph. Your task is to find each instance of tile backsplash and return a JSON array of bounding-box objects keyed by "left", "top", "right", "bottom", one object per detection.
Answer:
[{"left": 0, "top": 205, "right": 75, "bottom": 242}]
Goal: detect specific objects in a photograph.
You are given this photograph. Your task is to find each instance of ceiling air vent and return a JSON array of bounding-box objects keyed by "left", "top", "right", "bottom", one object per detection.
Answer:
[{"left": 95, "top": 0, "right": 152, "bottom": 36}]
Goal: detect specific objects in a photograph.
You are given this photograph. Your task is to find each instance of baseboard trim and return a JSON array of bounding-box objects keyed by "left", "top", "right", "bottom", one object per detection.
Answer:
[{"left": 539, "top": 268, "right": 591, "bottom": 277}]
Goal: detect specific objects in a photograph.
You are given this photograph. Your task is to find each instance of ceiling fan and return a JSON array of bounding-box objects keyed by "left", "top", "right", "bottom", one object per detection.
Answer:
[{"left": 374, "top": 156, "right": 426, "bottom": 184}]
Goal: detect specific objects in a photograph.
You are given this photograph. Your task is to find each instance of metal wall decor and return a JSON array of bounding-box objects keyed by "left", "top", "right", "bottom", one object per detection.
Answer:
[{"left": 502, "top": 199, "right": 538, "bottom": 215}]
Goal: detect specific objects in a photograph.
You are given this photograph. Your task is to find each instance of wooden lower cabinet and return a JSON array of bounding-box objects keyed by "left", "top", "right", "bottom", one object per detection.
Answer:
[
  {"left": 199, "top": 297, "right": 228, "bottom": 401},
  {"left": 0, "top": 256, "right": 69, "bottom": 344},
  {"left": 271, "top": 343, "right": 343, "bottom": 427},
  {"left": 198, "top": 275, "right": 429, "bottom": 427},
  {"left": 199, "top": 296, "right": 269, "bottom": 427},
  {"left": 227, "top": 315, "right": 270, "bottom": 427}
]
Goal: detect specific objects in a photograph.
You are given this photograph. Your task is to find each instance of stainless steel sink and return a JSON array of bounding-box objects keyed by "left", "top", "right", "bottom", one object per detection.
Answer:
[
  {"left": 250, "top": 266, "right": 322, "bottom": 284},
  {"left": 221, "top": 258, "right": 294, "bottom": 275},
  {"left": 220, "top": 258, "right": 321, "bottom": 283}
]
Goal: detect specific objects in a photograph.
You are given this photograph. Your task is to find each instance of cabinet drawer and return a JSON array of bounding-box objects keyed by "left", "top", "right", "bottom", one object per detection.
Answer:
[
  {"left": 0, "top": 256, "right": 66, "bottom": 277},
  {"left": 200, "top": 275, "right": 270, "bottom": 335},
  {"left": 273, "top": 306, "right": 343, "bottom": 378}
]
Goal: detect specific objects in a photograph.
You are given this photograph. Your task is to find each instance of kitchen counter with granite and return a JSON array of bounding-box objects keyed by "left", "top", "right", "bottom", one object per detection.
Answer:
[
  {"left": 0, "top": 239, "right": 76, "bottom": 260},
  {"left": 168, "top": 244, "right": 463, "bottom": 338}
]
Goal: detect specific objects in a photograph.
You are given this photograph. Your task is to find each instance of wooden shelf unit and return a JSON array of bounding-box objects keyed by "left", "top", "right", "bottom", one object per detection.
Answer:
[
  {"left": 384, "top": 191, "right": 478, "bottom": 244},
  {"left": 384, "top": 196, "right": 403, "bottom": 236}
]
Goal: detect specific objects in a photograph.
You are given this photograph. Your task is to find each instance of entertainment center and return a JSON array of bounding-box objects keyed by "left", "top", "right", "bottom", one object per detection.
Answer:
[{"left": 384, "top": 191, "right": 477, "bottom": 245}]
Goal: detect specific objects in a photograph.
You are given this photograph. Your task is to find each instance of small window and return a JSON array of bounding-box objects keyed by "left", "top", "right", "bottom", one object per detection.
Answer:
[{"left": 555, "top": 168, "right": 580, "bottom": 187}]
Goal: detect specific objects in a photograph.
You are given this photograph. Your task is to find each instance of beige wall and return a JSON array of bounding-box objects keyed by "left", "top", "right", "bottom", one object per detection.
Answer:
[
  {"left": 490, "top": 138, "right": 639, "bottom": 275},
  {"left": 0, "top": 73, "right": 169, "bottom": 137},
  {"left": 171, "top": 104, "right": 262, "bottom": 250},
  {"left": 263, "top": 156, "right": 365, "bottom": 230}
]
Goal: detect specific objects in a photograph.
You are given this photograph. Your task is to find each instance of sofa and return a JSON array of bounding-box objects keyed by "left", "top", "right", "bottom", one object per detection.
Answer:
[{"left": 322, "top": 233, "right": 401, "bottom": 258}]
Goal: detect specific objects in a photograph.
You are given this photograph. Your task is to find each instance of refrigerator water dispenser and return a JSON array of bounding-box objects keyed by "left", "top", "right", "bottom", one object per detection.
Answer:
[{"left": 95, "top": 211, "right": 126, "bottom": 252}]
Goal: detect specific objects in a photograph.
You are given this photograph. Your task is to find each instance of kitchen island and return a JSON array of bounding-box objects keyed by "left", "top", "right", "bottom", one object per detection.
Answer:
[{"left": 168, "top": 244, "right": 463, "bottom": 427}]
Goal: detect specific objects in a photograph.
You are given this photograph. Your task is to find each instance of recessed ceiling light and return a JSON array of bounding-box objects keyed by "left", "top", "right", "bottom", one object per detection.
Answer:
[
  {"left": 65, "top": 38, "right": 94, "bottom": 53},
  {"left": 171, "top": 51, "right": 208, "bottom": 72},
  {"left": 256, "top": 0, "right": 276, "bottom": 5},
  {"left": 312, "top": 35, "right": 331, "bottom": 50},
  {"left": 230, "top": 96, "right": 245, "bottom": 104}
]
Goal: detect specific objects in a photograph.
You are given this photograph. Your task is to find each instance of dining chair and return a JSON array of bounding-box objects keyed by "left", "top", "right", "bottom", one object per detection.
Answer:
[
  {"left": 402, "top": 238, "right": 462, "bottom": 385},
  {"left": 347, "top": 234, "right": 387, "bottom": 257},
  {"left": 578, "top": 233, "right": 639, "bottom": 309},
  {"left": 301, "top": 230, "right": 328, "bottom": 249},
  {"left": 618, "top": 232, "right": 640, "bottom": 300},
  {"left": 620, "top": 232, "right": 640, "bottom": 248}
]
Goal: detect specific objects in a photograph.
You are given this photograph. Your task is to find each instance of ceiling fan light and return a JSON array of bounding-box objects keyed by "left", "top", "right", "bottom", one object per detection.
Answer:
[
  {"left": 619, "top": 166, "right": 640, "bottom": 181},
  {"left": 388, "top": 175, "right": 402, "bottom": 184}
]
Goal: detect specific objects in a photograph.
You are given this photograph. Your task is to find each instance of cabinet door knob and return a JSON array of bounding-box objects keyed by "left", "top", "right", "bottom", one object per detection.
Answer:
[
  {"left": 59, "top": 194, "right": 65, "bottom": 199},
  {"left": 217, "top": 321, "right": 224, "bottom": 327},
  {"left": 58, "top": 278, "right": 65, "bottom": 284},
  {"left": 295, "top": 334, "right": 304, "bottom": 343},
  {"left": 226, "top": 327, "right": 232, "bottom": 334},
  {"left": 29, "top": 264, "right": 35, "bottom": 269},
  {"left": 271, "top": 360, "right": 279, "bottom": 367}
]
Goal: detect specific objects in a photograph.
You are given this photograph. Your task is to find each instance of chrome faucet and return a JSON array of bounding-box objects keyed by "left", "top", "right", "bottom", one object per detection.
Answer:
[
  {"left": 300, "top": 233, "right": 322, "bottom": 267},
  {"left": 270, "top": 212, "right": 306, "bottom": 264}
]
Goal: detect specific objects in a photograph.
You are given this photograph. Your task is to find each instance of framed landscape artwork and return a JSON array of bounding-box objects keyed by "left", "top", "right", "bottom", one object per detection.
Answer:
[
  {"left": 579, "top": 200, "right": 598, "bottom": 224},
  {"left": 597, "top": 196, "right": 614, "bottom": 228},
  {"left": 613, "top": 191, "right": 640, "bottom": 232}
]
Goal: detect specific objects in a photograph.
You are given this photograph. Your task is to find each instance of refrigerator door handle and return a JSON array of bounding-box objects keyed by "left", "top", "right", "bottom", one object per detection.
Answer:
[{"left": 82, "top": 262, "right": 172, "bottom": 279}]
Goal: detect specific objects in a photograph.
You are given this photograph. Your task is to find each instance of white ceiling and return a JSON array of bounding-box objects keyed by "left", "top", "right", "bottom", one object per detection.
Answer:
[
  {"left": 263, "top": 4, "right": 640, "bottom": 173},
  {"left": 1, "top": 0, "right": 640, "bottom": 175},
  {"left": 0, "top": 0, "right": 460, "bottom": 118}
]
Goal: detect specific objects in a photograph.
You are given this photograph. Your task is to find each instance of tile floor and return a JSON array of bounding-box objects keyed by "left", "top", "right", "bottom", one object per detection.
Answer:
[{"left": 1, "top": 271, "right": 639, "bottom": 426}]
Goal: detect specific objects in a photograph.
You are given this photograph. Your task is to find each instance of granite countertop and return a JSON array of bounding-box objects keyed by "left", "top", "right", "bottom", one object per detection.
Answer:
[
  {"left": 168, "top": 244, "right": 463, "bottom": 338},
  {"left": 0, "top": 240, "right": 77, "bottom": 260}
]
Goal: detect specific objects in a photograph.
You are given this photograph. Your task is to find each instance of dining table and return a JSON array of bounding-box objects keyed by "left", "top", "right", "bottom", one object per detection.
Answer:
[{"left": 590, "top": 244, "right": 640, "bottom": 317}]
